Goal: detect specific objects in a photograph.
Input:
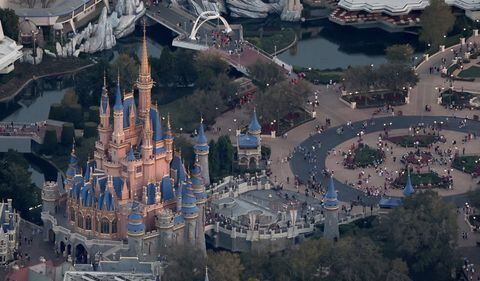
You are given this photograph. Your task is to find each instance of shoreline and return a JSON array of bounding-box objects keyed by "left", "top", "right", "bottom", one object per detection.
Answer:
[{"left": 0, "top": 57, "right": 97, "bottom": 103}]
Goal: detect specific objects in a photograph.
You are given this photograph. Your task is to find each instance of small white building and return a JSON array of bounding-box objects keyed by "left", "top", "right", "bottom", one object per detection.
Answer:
[
  {"left": 0, "top": 20, "right": 23, "bottom": 74},
  {"left": 0, "top": 199, "right": 19, "bottom": 265}
]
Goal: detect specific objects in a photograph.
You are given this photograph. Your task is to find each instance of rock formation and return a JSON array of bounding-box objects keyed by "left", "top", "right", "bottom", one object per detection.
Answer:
[{"left": 55, "top": 0, "right": 145, "bottom": 58}]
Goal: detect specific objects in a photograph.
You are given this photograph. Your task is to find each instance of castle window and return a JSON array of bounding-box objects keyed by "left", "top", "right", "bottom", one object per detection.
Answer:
[
  {"left": 101, "top": 218, "right": 110, "bottom": 234},
  {"left": 69, "top": 207, "right": 75, "bottom": 222},
  {"left": 136, "top": 166, "right": 142, "bottom": 173},
  {"left": 96, "top": 218, "right": 100, "bottom": 232},
  {"left": 111, "top": 219, "right": 117, "bottom": 233},
  {"left": 86, "top": 216, "right": 92, "bottom": 230},
  {"left": 77, "top": 213, "right": 84, "bottom": 229}
]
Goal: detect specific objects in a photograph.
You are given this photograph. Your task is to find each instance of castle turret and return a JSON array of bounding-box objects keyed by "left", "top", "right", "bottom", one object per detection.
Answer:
[
  {"left": 194, "top": 120, "right": 210, "bottom": 186},
  {"left": 155, "top": 208, "right": 174, "bottom": 249},
  {"left": 181, "top": 180, "right": 199, "bottom": 245},
  {"left": 65, "top": 142, "right": 78, "bottom": 190},
  {"left": 403, "top": 171, "right": 415, "bottom": 196},
  {"left": 137, "top": 23, "right": 153, "bottom": 121},
  {"left": 127, "top": 205, "right": 145, "bottom": 255},
  {"left": 112, "top": 75, "right": 125, "bottom": 148},
  {"left": 142, "top": 110, "right": 155, "bottom": 186},
  {"left": 42, "top": 180, "right": 60, "bottom": 215},
  {"left": 191, "top": 156, "right": 207, "bottom": 254},
  {"left": 323, "top": 176, "right": 339, "bottom": 241},
  {"left": 164, "top": 114, "right": 174, "bottom": 162},
  {"left": 98, "top": 72, "right": 111, "bottom": 151},
  {"left": 248, "top": 108, "right": 261, "bottom": 136}
]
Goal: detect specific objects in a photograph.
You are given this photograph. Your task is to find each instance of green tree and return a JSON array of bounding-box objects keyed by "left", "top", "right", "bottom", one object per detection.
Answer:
[
  {"left": 290, "top": 239, "right": 334, "bottom": 281},
  {"left": 75, "top": 137, "right": 96, "bottom": 169},
  {"left": 152, "top": 48, "right": 176, "bottom": 86},
  {"left": 83, "top": 122, "right": 98, "bottom": 138},
  {"left": 75, "top": 62, "right": 108, "bottom": 109},
  {"left": 377, "top": 63, "right": 418, "bottom": 93},
  {"left": 332, "top": 237, "right": 389, "bottom": 281},
  {"left": 42, "top": 128, "right": 58, "bottom": 155},
  {"left": 109, "top": 53, "right": 139, "bottom": 90},
  {"left": 61, "top": 123, "right": 75, "bottom": 146},
  {"left": 207, "top": 251, "right": 244, "bottom": 281},
  {"left": 257, "top": 80, "right": 311, "bottom": 123},
  {"left": 248, "top": 61, "right": 284, "bottom": 90},
  {"left": 174, "top": 50, "right": 198, "bottom": 86},
  {"left": 173, "top": 135, "right": 195, "bottom": 168},
  {"left": 385, "top": 44, "right": 414, "bottom": 64},
  {"left": 88, "top": 106, "right": 100, "bottom": 123},
  {"left": 61, "top": 89, "right": 78, "bottom": 106},
  {"left": 208, "top": 140, "right": 220, "bottom": 181},
  {"left": 419, "top": 0, "right": 455, "bottom": 47},
  {"left": 343, "top": 65, "right": 377, "bottom": 93},
  {"left": 386, "top": 259, "right": 412, "bottom": 281},
  {"left": 379, "top": 191, "right": 458, "bottom": 281},
  {"left": 163, "top": 245, "right": 206, "bottom": 281},
  {"left": 187, "top": 90, "right": 225, "bottom": 125},
  {"left": 68, "top": 104, "right": 83, "bottom": 128},
  {"left": 48, "top": 103, "right": 65, "bottom": 121},
  {"left": 216, "top": 135, "right": 234, "bottom": 176},
  {"left": 0, "top": 151, "right": 41, "bottom": 223},
  {"left": 0, "top": 8, "right": 19, "bottom": 39}
]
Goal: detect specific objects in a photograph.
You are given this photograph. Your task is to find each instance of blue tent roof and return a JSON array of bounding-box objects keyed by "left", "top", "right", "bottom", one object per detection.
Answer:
[
  {"left": 150, "top": 108, "right": 163, "bottom": 142},
  {"left": 324, "top": 177, "right": 338, "bottom": 208},
  {"left": 147, "top": 182, "right": 156, "bottom": 205},
  {"left": 113, "top": 177, "right": 123, "bottom": 198},
  {"left": 379, "top": 197, "right": 403, "bottom": 208},
  {"left": 123, "top": 96, "right": 136, "bottom": 128},
  {"left": 113, "top": 85, "right": 123, "bottom": 111},
  {"left": 248, "top": 110, "right": 261, "bottom": 133},
  {"left": 403, "top": 172, "right": 415, "bottom": 196},
  {"left": 161, "top": 176, "right": 175, "bottom": 201},
  {"left": 238, "top": 134, "right": 259, "bottom": 149},
  {"left": 127, "top": 147, "right": 136, "bottom": 161}
]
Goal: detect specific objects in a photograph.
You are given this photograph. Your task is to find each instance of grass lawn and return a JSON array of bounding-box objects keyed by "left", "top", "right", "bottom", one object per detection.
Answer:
[
  {"left": 452, "top": 155, "right": 480, "bottom": 174},
  {"left": 388, "top": 135, "right": 439, "bottom": 147},
  {"left": 246, "top": 28, "right": 296, "bottom": 55},
  {"left": 395, "top": 172, "right": 447, "bottom": 188},
  {"left": 458, "top": 65, "right": 480, "bottom": 78},
  {"left": 353, "top": 145, "right": 384, "bottom": 167}
]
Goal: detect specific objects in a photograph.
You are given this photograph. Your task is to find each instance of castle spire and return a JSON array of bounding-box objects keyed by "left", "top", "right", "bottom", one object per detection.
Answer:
[
  {"left": 140, "top": 20, "right": 149, "bottom": 76},
  {"left": 403, "top": 169, "right": 415, "bottom": 196}
]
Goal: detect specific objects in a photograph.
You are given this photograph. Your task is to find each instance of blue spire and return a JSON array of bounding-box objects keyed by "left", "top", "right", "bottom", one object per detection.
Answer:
[
  {"left": 127, "top": 147, "right": 135, "bottom": 161},
  {"left": 194, "top": 120, "right": 209, "bottom": 152},
  {"left": 248, "top": 108, "right": 261, "bottom": 134},
  {"left": 324, "top": 176, "right": 338, "bottom": 208},
  {"left": 153, "top": 108, "right": 163, "bottom": 142},
  {"left": 403, "top": 171, "right": 415, "bottom": 196},
  {"left": 113, "top": 83, "right": 123, "bottom": 111}
]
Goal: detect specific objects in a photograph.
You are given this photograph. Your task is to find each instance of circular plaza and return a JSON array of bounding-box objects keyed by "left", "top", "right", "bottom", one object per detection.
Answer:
[{"left": 290, "top": 116, "right": 480, "bottom": 205}]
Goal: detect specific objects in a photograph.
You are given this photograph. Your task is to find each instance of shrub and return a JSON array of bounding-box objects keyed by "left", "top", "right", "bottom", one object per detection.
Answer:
[
  {"left": 83, "top": 122, "right": 98, "bottom": 138},
  {"left": 42, "top": 128, "right": 58, "bottom": 155},
  {"left": 60, "top": 123, "right": 75, "bottom": 146},
  {"left": 48, "top": 103, "right": 65, "bottom": 121},
  {"left": 89, "top": 106, "right": 100, "bottom": 123}
]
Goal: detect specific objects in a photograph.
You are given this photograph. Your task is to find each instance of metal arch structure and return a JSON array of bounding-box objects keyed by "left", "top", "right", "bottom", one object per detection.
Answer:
[{"left": 189, "top": 11, "right": 232, "bottom": 41}]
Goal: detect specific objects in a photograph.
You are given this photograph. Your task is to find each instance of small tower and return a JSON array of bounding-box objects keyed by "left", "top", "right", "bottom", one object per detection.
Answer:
[
  {"left": 181, "top": 180, "right": 199, "bottom": 245},
  {"left": 65, "top": 141, "right": 78, "bottom": 190},
  {"left": 142, "top": 109, "right": 155, "bottom": 186},
  {"left": 98, "top": 71, "right": 111, "bottom": 153},
  {"left": 127, "top": 205, "right": 145, "bottom": 255},
  {"left": 42, "top": 180, "right": 60, "bottom": 215},
  {"left": 194, "top": 119, "right": 210, "bottom": 186},
  {"left": 191, "top": 156, "right": 207, "bottom": 254},
  {"left": 248, "top": 108, "right": 261, "bottom": 137},
  {"left": 237, "top": 109, "right": 262, "bottom": 169},
  {"left": 403, "top": 171, "right": 415, "bottom": 197},
  {"left": 155, "top": 208, "right": 174, "bottom": 249},
  {"left": 323, "top": 176, "right": 339, "bottom": 241},
  {"left": 112, "top": 74, "right": 125, "bottom": 148},
  {"left": 164, "top": 114, "right": 174, "bottom": 162}
]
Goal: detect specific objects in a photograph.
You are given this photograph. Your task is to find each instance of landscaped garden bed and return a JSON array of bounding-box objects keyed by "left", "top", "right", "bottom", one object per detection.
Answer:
[
  {"left": 394, "top": 171, "right": 450, "bottom": 189},
  {"left": 388, "top": 135, "right": 442, "bottom": 147},
  {"left": 343, "top": 143, "right": 385, "bottom": 169},
  {"left": 401, "top": 151, "right": 433, "bottom": 166},
  {"left": 452, "top": 155, "right": 480, "bottom": 176},
  {"left": 440, "top": 89, "right": 474, "bottom": 107},
  {"left": 293, "top": 66, "right": 343, "bottom": 85},
  {"left": 458, "top": 65, "right": 480, "bottom": 79},
  {"left": 341, "top": 89, "right": 408, "bottom": 108}
]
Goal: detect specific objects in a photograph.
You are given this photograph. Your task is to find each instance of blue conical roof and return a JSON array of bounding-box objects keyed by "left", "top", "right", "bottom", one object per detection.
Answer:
[
  {"left": 113, "top": 84, "right": 123, "bottom": 111},
  {"left": 197, "top": 122, "right": 207, "bottom": 145},
  {"left": 248, "top": 109, "right": 261, "bottom": 134},
  {"left": 324, "top": 176, "right": 338, "bottom": 208},
  {"left": 403, "top": 172, "right": 415, "bottom": 196}
]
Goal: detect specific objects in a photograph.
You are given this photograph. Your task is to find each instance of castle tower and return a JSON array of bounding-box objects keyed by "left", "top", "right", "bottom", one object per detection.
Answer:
[
  {"left": 403, "top": 171, "right": 415, "bottom": 196},
  {"left": 98, "top": 72, "right": 111, "bottom": 153},
  {"left": 42, "top": 180, "right": 60, "bottom": 215},
  {"left": 155, "top": 208, "right": 174, "bottom": 249},
  {"left": 323, "top": 176, "right": 339, "bottom": 241},
  {"left": 181, "top": 181, "right": 199, "bottom": 245},
  {"left": 164, "top": 114, "right": 174, "bottom": 162},
  {"left": 248, "top": 108, "right": 261, "bottom": 137},
  {"left": 136, "top": 23, "right": 153, "bottom": 121},
  {"left": 127, "top": 205, "right": 145, "bottom": 256},
  {"left": 191, "top": 156, "right": 207, "bottom": 254},
  {"left": 142, "top": 109, "right": 155, "bottom": 187},
  {"left": 112, "top": 75, "right": 126, "bottom": 161},
  {"left": 194, "top": 120, "right": 210, "bottom": 185}
]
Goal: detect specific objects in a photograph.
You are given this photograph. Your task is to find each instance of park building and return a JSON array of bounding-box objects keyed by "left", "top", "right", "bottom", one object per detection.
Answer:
[
  {"left": 236, "top": 109, "right": 262, "bottom": 169},
  {"left": 40, "top": 29, "right": 210, "bottom": 264},
  {"left": 329, "top": 0, "right": 480, "bottom": 31},
  {"left": 0, "top": 20, "right": 23, "bottom": 74},
  {"left": 0, "top": 199, "right": 19, "bottom": 265}
]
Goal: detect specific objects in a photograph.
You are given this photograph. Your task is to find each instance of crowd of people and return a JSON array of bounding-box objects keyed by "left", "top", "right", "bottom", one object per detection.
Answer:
[{"left": 0, "top": 121, "right": 44, "bottom": 137}]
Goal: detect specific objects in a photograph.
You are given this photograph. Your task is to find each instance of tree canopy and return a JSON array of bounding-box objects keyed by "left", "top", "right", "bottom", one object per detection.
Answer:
[
  {"left": 248, "top": 61, "right": 285, "bottom": 90},
  {"left": 0, "top": 8, "right": 19, "bottom": 39},
  {"left": 109, "top": 53, "right": 139, "bottom": 91},
  {"left": 419, "top": 0, "right": 455, "bottom": 47},
  {"left": 385, "top": 44, "right": 414, "bottom": 64}
]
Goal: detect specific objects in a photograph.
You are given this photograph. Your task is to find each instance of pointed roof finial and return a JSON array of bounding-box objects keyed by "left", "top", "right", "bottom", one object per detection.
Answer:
[
  {"left": 205, "top": 266, "right": 209, "bottom": 281},
  {"left": 72, "top": 138, "right": 76, "bottom": 154},
  {"left": 117, "top": 69, "right": 120, "bottom": 86},
  {"left": 167, "top": 112, "right": 172, "bottom": 130},
  {"left": 103, "top": 69, "right": 107, "bottom": 89},
  {"left": 140, "top": 19, "right": 150, "bottom": 76}
]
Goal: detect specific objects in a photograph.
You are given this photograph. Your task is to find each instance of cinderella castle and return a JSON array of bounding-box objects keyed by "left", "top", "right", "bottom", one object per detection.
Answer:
[{"left": 41, "top": 27, "right": 212, "bottom": 264}]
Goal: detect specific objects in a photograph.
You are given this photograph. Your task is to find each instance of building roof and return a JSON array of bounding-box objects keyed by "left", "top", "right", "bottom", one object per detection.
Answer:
[
  {"left": 14, "top": 0, "right": 94, "bottom": 18},
  {"left": 338, "top": 0, "right": 480, "bottom": 15},
  {"left": 113, "top": 84, "right": 123, "bottom": 111},
  {"left": 123, "top": 95, "right": 136, "bottom": 128},
  {"left": 379, "top": 197, "right": 403, "bottom": 208},
  {"left": 160, "top": 176, "right": 175, "bottom": 201},
  {"left": 238, "top": 134, "right": 259, "bottom": 149},
  {"left": 323, "top": 177, "right": 339, "bottom": 208},
  {"left": 150, "top": 107, "right": 163, "bottom": 142}
]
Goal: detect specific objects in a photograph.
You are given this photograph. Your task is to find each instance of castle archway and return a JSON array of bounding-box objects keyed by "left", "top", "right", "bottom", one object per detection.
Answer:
[
  {"left": 48, "top": 229, "right": 55, "bottom": 243},
  {"left": 249, "top": 157, "right": 257, "bottom": 169},
  {"left": 189, "top": 11, "right": 232, "bottom": 41},
  {"left": 75, "top": 244, "right": 88, "bottom": 264},
  {"left": 60, "top": 241, "right": 66, "bottom": 254}
]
